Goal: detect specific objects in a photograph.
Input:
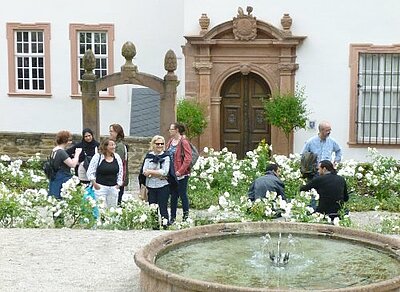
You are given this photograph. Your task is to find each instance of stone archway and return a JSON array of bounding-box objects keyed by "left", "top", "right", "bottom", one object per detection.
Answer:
[
  {"left": 80, "top": 42, "right": 178, "bottom": 140},
  {"left": 183, "top": 8, "right": 306, "bottom": 155}
]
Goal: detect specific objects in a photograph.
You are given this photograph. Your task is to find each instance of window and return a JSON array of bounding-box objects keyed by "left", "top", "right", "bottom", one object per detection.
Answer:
[
  {"left": 349, "top": 44, "right": 400, "bottom": 146},
  {"left": 7, "top": 23, "right": 51, "bottom": 96},
  {"left": 69, "top": 24, "right": 114, "bottom": 97}
]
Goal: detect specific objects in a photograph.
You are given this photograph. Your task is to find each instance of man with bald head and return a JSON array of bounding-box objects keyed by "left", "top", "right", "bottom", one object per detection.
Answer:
[{"left": 301, "top": 121, "right": 342, "bottom": 165}]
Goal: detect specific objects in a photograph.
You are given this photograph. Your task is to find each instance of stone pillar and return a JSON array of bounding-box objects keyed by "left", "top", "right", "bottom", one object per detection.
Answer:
[
  {"left": 162, "top": 50, "right": 178, "bottom": 140},
  {"left": 194, "top": 58, "right": 212, "bottom": 151},
  {"left": 80, "top": 49, "right": 100, "bottom": 140},
  {"left": 210, "top": 96, "right": 222, "bottom": 150}
]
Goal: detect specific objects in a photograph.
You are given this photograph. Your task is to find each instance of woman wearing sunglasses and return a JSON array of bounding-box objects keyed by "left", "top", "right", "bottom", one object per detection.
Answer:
[{"left": 139, "top": 135, "right": 173, "bottom": 229}]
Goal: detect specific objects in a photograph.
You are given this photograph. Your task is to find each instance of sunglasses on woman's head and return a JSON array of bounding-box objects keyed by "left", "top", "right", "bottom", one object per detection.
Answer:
[{"left": 155, "top": 143, "right": 164, "bottom": 146}]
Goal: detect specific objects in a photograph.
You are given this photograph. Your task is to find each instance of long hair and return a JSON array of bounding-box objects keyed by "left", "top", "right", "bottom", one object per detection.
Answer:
[{"left": 110, "top": 123, "right": 125, "bottom": 140}]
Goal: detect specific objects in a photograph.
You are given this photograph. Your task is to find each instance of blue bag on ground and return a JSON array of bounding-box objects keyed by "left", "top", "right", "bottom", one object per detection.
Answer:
[{"left": 82, "top": 186, "right": 99, "bottom": 219}]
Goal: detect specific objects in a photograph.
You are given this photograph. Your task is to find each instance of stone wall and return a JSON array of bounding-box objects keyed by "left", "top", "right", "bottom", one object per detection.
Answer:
[{"left": 0, "top": 131, "right": 151, "bottom": 174}]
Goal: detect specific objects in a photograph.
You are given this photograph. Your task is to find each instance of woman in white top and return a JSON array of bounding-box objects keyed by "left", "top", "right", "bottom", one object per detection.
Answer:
[{"left": 87, "top": 138, "right": 123, "bottom": 208}]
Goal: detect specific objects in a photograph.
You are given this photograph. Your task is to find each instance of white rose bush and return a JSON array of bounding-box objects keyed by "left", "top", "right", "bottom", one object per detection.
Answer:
[{"left": 0, "top": 145, "right": 399, "bottom": 233}]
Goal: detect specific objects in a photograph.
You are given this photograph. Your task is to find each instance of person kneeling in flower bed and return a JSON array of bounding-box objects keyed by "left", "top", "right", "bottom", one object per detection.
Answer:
[
  {"left": 300, "top": 160, "right": 349, "bottom": 221},
  {"left": 247, "top": 163, "right": 286, "bottom": 202}
]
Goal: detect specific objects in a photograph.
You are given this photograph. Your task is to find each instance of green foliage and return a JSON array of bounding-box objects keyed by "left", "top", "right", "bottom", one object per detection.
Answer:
[
  {"left": 177, "top": 99, "right": 208, "bottom": 139},
  {"left": 262, "top": 86, "right": 309, "bottom": 139}
]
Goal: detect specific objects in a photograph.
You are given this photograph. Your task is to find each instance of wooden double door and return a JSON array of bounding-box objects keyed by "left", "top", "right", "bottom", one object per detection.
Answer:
[{"left": 220, "top": 72, "right": 271, "bottom": 158}]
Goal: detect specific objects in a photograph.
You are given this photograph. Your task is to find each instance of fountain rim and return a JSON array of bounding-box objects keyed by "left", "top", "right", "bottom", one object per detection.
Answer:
[{"left": 134, "top": 221, "right": 400, "bottom": 292}]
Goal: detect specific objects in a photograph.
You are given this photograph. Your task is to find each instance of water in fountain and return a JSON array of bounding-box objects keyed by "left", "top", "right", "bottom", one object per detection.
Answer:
[{"left": 156, "top": 233, "right": 400, "bottom": 289}]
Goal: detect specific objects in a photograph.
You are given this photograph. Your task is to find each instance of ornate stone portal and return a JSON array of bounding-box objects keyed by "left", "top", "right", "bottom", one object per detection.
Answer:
[{"left": 183, "top": 7, "right": 306, "bottom": 155}]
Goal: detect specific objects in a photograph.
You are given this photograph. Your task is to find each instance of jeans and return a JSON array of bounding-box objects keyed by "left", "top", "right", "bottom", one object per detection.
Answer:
[
  {"left": 49, "top": 170, "right": 72, "bottom": 200},
  {"left": 148, "top": 184, "right": 170, "bottom": 225},
  {"left": 170, "top": 176, "right": 189, "bottom": 222}
]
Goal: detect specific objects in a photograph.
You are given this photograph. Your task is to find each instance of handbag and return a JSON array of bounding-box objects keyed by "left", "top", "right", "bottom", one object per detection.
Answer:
[{"left": 139, "top": 185, "right": 148, "bottom": 201}]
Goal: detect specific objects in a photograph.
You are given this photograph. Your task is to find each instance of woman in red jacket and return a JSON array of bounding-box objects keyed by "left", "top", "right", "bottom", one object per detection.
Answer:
[{"left": 166, "top": 123, "right": 192, "bottom": 223}]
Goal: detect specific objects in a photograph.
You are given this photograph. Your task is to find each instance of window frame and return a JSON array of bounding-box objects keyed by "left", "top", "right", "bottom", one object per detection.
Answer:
[
  {"left": 69, "top": 23, "right": 115, "bottom": 98},
  {"left": 6, "top": 23, "right": 51, "bottom": 97},
  {"left": 349, "top": 44, "right": 400, "bottom": 147}
]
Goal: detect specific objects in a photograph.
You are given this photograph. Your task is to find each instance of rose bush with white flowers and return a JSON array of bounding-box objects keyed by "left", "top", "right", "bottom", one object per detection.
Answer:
[{"left": 0, "top": 145, "right": 399, "bottom": 232}]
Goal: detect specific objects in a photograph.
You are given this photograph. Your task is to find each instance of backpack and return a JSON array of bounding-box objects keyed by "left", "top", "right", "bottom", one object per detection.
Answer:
[
  {"left": 181, "top": 140, "right": 199, "bottom": 169},
  {"left": 43, "top": 151, "right": 57, "bottom": 180},
  {"left": 300, "top": 151, "right": 318, "bottom": 177}
]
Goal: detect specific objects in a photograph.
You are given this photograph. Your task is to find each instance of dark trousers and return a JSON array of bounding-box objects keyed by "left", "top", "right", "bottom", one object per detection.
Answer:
[
  {"left": 148, "top": 184, "right": 170, "bottom": 225},
  {"left": 117, "top": 186, "right": 125, "bottom": 205},
  {"left": 170, "top": 176, "right": 189, "bottom": 221}
]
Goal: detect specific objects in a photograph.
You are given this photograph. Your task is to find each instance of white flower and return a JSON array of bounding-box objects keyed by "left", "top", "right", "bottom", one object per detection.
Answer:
[
  {"left": 333, "top": 217, "right": 340, "bottom": 226},
  {"left": 208, "top": 205, "right": 219, "bottom": 213},
  {"left": 219, "top": 196, "right": 228, "bottom": 208},
  {"left": 139, "top": 214, "right": 147, "bottom": 223},
  {"left": 0, "top": 155, "right": 11, "bottom": 161},
  {"left": 162, "top": 218, "right": 169, "bottom": 226},
  {"left": 203, "top": 147, "right": 209, "bottom": 153}
]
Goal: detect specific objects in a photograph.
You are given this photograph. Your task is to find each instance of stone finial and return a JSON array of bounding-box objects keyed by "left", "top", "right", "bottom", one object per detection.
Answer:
[
  {"left": 121, "top": 41, "right": 138, "bottom": 79},
  {"left": 199, "top": 13, "right": 210, "bottom": 35},
  {"left": 281, "top": 13, "right": 293, "bottom": 31},
  {"left": 164, "top": 50, "right": 177, "bottom": 73},
  {"left": 82, "top": 49, "right": 96, "bottom": 80},
  {"left": 122, "top": 41, "right": 137, "bottom": 62}
]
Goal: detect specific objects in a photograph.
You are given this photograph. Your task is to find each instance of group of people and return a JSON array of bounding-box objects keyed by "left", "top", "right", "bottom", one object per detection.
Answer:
[
  {"left": 48, "top": 119, "right": 348, "bottom": 225},
  {"left": 248, "top": 121, "right": 349, "bottom": 220},
  {"left": 138, "top": 123, "right": 192, "bottom": 228},
  {"left": 48, "top": 124, "right": 129, "bottom": 209},
  {"left": 47, "top": 122, "right": 192, "bottom": 229}
]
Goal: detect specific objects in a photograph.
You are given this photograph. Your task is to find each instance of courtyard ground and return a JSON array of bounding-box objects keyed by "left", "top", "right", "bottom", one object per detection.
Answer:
[{"left": 0, "top": 211, "right": 398, "bottom": 292}]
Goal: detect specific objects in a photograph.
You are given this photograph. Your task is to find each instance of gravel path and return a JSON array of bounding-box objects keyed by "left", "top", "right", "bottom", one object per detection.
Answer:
[
  {"left": 0, "top": 228, "right": 164, "bottom": 292},
  {"left": 0, "top": 210, "right": 399, "bottom": 292}
]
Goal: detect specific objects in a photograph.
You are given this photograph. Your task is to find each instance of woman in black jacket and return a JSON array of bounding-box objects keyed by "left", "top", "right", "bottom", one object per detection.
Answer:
[
  {"left": 300, "top": 160, "right": 349, "bottom": 220},
  {"left": 67, "top": 128, "right": 99, "bottom": 183}
]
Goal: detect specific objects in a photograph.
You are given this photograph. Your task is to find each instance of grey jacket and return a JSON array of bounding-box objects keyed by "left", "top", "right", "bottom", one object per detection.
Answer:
[{"left": 247, "top": 171, "right": 285, "bottom": 201}]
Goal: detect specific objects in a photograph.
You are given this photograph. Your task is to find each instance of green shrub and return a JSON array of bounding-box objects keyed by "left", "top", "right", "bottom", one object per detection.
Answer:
[{"left": 177, "top": 98, "right": 207, "bottom": 139}]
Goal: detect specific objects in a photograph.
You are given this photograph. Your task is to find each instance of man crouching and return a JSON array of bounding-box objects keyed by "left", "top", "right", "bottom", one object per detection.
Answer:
[{"left": 248, "top": 163, "right": 285, "bottom": 201}]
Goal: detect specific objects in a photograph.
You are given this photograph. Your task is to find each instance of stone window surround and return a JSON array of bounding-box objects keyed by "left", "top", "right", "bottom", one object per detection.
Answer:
[
  {"left": 69, "top": 23, "right": 115, "bottom": 99},
  {"left": 348, "top": 43, "right": 400, "bottom": 148},
  {"left": 6, "top": 22, "right": 52, "bottom": 97}
]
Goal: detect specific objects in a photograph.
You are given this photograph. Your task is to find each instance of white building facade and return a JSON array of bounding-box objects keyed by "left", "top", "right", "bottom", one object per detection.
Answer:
[{"left": 1, "top": 0, "right": 399, "bottom": 161}]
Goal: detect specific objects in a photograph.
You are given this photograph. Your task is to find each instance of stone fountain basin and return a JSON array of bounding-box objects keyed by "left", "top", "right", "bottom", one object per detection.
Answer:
[{"left": 134, "top": 222, "right": 400, "bottom": 292}]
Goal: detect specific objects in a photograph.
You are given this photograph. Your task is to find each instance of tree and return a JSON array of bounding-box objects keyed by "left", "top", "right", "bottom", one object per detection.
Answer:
[
  {"left": 177, "top": 99, "right": 208, "bottom": 139},
  {"left": 263, "top": 86, "right": 310, "bottom": 142}
]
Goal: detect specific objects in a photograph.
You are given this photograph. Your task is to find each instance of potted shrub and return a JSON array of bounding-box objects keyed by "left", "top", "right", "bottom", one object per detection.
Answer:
[
  {"left": 177, "top": 98, "right": 208, "bottom": 139},
  {"left": 262, "top": 85, "right": 310, "bottom": 152}
]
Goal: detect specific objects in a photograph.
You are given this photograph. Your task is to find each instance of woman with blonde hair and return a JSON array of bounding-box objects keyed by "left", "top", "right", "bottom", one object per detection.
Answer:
[
  {"left": 87, "top": 138, "right": 123, "bottom": 208},
  {"left": 139, "top": 135, "right": 175, "bottom": 228},
  {"left": 49, "top": 130, "right": 82, "bottom": 199}
]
